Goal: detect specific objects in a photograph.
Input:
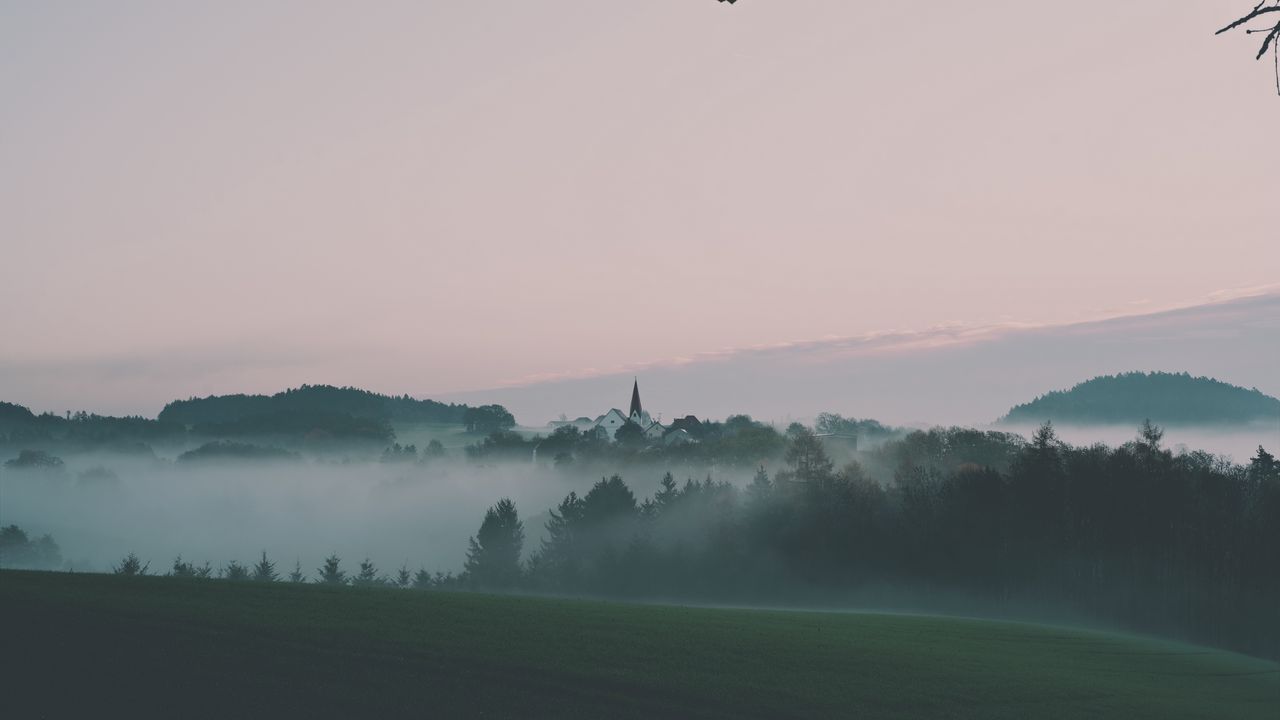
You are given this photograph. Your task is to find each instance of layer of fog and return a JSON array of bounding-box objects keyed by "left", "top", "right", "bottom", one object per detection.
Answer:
[
  {"left": 993, "top": 422, "right": 1279, "bottom": 464},
  {"left": 0, "top": 454, "right": 675, "bottom": 576},
  {"left": 3, "top": 416, "right": 1274, "bottom": 578}
]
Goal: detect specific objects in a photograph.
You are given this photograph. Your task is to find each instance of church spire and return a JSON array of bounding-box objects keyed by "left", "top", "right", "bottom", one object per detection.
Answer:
[{"left": 629, "top": 377, "right": 643, "bottom": 420}]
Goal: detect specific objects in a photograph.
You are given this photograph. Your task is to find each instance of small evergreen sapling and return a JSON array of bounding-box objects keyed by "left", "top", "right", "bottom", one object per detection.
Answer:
[
  {"left": 222, "top": 560, "right": 250, "bottom": 581},
  {"left": 316, "top": 554, "right": 346, "bottom": 585},
  {"left": 112, "top": 552, "right": 149, "bottom": 576},
  {"left": 251, "top": 551, "right": 278, "bottom": 582}
]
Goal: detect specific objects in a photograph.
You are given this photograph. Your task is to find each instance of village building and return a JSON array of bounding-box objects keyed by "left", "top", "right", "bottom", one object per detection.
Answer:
[
  {"left": 546, "top": 379, "right": 684, "bottom": 442},
  {"left": 587, "top": 379, "right": 666, "bottom": 440}
]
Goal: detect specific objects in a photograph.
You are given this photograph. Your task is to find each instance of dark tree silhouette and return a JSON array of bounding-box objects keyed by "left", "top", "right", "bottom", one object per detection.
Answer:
[
  {"left": 316, "top": 555, "right": 347, "bottom": 585},
  {"left": 222, "top": 560, "right": 250, "bottom": 581},
  {"left": 464, "top": 499, "right": 525, "bottom": 589},
  {"left": 509, "top": 420, "right": 1280, "bottom": 659},
  {"left": 412, "top": 568, "right": 435, "bottom": 590},
  {"left": 613, "top": 420, "right": 645, "bottom": 446},
  {"left": 251, "top": 552, "right": 278, "bottom": 582},
  {"left": 1219, "top": 1, "right": 1280, "bottom": 93},
  {"left": 169, "top": 556, "right": 199, "bottom": 578},
  {"left": 0, "top": 526, "right": 62, "bottom": 569},
  {"left": 112, "top": 553, "right": 149, "bottom": 576},
  {"left": 463, "top": 405, "right": 516, "bottom": 434},
  {"left": 353, "top": 558, "right": 383, "bottom": 588}
]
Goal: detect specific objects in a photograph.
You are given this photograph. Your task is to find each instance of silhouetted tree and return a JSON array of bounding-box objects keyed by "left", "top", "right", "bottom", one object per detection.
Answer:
[
  {"left": 464, "top": 498, "right": 524, "bottom": 589},
  {"left": 0, "top": 525, "right": 62, "bottom": 569},
  {"left": 784, "top": 426, "right": 834, "bottom": 483},
  {"left": 316, "top": 555, "right": 347, "bottom": 585},
  {"left": 353, "top": 558, "right": 382, "bottom": 587},
  {"left": 651, "top": 472, "right": 680, "bottom": 514},
  {"left": 251, "top": 552, "right": 278, "bottom": 582},
  {"left": 287, "top": 559, "right": 306, "bottom": 583},
  {"left": 1249, "top": 445, "right": 1279, "bottom": 482},
  {"left": 113, "top": 553, "right": 149, "bottom": 576},
  {"left": 463, "top": 405, "right": 516, "bottom": 434},
  {"left": 613, "top": 421, "right": 645, "bottom": 446},
  {"left": 222, "top": 560, "right": 250, "bottom": 581},
  {"left": 746, "top": 465, "right": 772, "bottom": 507},
  {"left": 169, "top": 556, "right": 197, "bottom": 578}
]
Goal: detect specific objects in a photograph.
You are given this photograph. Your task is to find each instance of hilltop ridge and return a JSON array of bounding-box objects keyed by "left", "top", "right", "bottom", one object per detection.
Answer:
[{"left": 1001, "top": 372, "right": 1280, "bottom": 426}]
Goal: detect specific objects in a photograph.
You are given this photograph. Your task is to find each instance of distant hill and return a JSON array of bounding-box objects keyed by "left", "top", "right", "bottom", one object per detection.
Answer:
[
  {"left": 158, "top": 385, "right": 472, "bottom": 426},
  {"left": 2, "top": 387, "right": 490, "bottom": 450},
  {"left": 1001, "top": 372, "right": 1280, "bottom": 426}
]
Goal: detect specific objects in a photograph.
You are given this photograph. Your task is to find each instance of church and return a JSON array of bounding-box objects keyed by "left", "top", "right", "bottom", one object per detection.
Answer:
[{"left": 589, "top": 379, "right": 666, "bottom": 440}]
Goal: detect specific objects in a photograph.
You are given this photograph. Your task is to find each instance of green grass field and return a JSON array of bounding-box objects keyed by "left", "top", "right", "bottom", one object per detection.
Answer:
[{"left": 1, "top": 570, "right": 1275, "bottom": 719}]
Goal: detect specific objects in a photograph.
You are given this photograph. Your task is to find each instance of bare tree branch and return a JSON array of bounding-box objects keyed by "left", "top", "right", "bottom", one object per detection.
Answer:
[
  {"left": 1218, "top": 1, "right": 1280, "bottom": 93},
  {"left": 1216, "top": 4, "right": 1280, "bottom": 35}
]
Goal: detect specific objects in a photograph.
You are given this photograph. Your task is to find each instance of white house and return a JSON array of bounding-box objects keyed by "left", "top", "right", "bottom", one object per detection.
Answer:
[{"left": 594, "top": 408, "right": 629, "bottom": 437}]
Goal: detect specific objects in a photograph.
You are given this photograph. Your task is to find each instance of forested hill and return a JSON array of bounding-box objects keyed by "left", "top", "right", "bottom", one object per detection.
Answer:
[
  {"left": 1001, "top": 372, "right": 1280, "bottom": 426},
  {"left": 158, "top": 385, "right": 470, "bottom": 426}
]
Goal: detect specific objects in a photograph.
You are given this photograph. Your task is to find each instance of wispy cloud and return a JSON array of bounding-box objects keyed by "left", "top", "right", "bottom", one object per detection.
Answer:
[{"left": 484, "top": 287, "right": 1280, "bottom": 392}]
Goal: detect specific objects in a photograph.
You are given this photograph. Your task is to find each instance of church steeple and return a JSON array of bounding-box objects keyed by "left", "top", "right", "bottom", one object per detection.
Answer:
[{"left": 629, "top": 377, "right": 643, "bottom": 420}]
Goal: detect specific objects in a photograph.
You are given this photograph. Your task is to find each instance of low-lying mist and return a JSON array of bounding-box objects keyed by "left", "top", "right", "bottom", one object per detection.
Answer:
[
  {"left": 0, "top": 454, "right": 669, "bottom": 576},
  {"left": 4, "top": 418, "right": 1278, "bottom": 661},
  {"left": 994, "top": 421, "right": 1279, "bottom": 463}
]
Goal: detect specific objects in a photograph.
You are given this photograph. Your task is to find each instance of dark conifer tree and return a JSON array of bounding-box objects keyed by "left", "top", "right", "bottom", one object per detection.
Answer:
[
  {"left": 464, "top": 498, "right": 524, "bottom": 589},
  {"left": 316, "top": 555, "right": 346, "bottom": 585}
]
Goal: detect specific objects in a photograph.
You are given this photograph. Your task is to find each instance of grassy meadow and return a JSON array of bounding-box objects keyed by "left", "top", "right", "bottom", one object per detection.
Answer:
[{"left": 1, "top": 570, "right": 1275, "bottom": 719}]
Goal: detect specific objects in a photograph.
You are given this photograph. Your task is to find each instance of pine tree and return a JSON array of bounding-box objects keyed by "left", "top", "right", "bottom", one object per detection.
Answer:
[
  {"left": 747, "top": 465, "right": 772, "bottom": 507},
  {"left": 251, "top": 551, "right": 278, "bottom": 582},
  {"left": 222, "top": 560, "right": 250, "bottom": 581},
  {"left": 112, "top": 552, "right": 149, "bottom": 576},
  {"left": 353, "top": 558, "right": 382, "bottom": 587},
  {"left": 464, "top": 498, "right": 524, "bottom": 589},
  {"left": 287, "top": 559, "right": 306, "bottom": 583},
  {"left": 653, "top": 472, "right": 679, "bottom": 512},
  {"left": 316, "top": 554, "right": 346, "bottom": 585},
  {"left": 169, "top": 555, "right": 195, "bottom": 578},
  {"left": 412, "top": 568, "right": 434, "bottom": 589}
]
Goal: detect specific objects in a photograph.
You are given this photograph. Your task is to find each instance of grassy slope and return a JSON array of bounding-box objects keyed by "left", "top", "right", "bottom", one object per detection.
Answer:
[{"left": 1, "top": 571, "right": 1276, "bottom": 719}]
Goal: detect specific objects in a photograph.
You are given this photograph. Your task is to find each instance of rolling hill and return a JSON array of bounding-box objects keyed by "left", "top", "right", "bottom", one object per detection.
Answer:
[
  {"left": 157, "top": 384, "right": 471, "bottom": 426},
  {"left": 2, "top": 571, "right": 1276, "bottom": 719},
  {"left": 1001, "top": 372, "right": 1280, "bottom": 426}
]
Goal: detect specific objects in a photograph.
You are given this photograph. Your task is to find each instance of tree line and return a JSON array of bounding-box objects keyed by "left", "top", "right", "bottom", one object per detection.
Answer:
[
  {"left": 27, "top": 421, "right": 1279, "bottom": 660},
  {"left": 1, "top": 386, "right": 516, "bottom": 455},
  {"left": 461, "top": 423, "right": 1280, "bottom": 659}
]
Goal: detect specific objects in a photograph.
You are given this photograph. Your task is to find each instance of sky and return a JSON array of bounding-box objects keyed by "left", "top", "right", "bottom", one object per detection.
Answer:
[
  {"left": 2, "top": 1, "right": 1278, "bottom": 417},
  {"left": 446, "top": 290, "right": 1280, "bottom": 431}
]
